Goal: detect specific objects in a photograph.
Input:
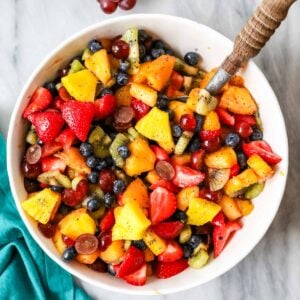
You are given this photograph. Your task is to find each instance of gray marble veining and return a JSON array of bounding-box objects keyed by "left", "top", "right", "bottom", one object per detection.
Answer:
[{"left": 1, "top": 0, "right": 300, "bottom": 299}]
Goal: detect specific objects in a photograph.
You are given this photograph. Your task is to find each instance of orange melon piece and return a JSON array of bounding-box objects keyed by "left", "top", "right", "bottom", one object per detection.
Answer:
[
  {"left": 204, "top": 147, "right": 237, "bottom": 169},
  {"left": 219, "top": 195, "right": 242, "bottom": 221},
  {"left": 236, "top": 199, "right": 254, "bottom": 216},
  {"left": 100, "top": 240, "right": 125, "bottom": 264},
  {"left": 76, "top": 250, "right": 101, "bottom": 264},
  {"left": 145, "top": 170, "right": 161, "bottom": 185},
  {"left": 177, "top": 186, "right": 200, "bottom": 211},
  {"left": 203, "top": 111, "right": 221, "bottom": 131},
  {"left": 122, "top": 178, "right": 149, "bottom": 208},
  {"left": 132, "top": 62, "right": 151, "bottom": 83},
  {"left": 168, "top": 101, "right": 193, "bottom": 123},
  {"left": 115, "top": 85, "right": 132, "bottom": 107},
  {"left": 171, "top": 153, "right": 191, "bottom": 166}
]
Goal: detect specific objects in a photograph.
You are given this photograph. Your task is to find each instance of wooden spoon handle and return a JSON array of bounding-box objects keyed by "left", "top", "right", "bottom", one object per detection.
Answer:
[{"left": 222, "top": 0, "right": 296, "bottom": 75}]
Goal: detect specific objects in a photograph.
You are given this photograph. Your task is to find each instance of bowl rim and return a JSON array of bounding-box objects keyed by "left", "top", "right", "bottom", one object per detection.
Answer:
[{"left": 6, "top": 13, "right": 289, "bottom": 295}]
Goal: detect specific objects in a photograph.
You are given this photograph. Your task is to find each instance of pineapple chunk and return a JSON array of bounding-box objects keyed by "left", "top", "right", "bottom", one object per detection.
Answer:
[
  {"left": 112, "top": 201, "right": 151, "bottom": 241},
  {"left": 169, "top": 101, "right": 193, "bottom": 123},
  {"left": 204, "top": 147, "right": 237, "bottom": 169},
  {"left": 186, "top": 88, "right": 201, "bottom": 112},
  {"left": 143, "top": 228, "right": 167, "bottom": 255},
  {"left": 22, "top": 188, "right": 61, "bottom": 224},
  {"left": 130, "top": 83, "right": 158, "bottom": 107},
  {"left": 177, "top": 186, "right": 200, "bottom": 211},
  {"left": 145, "top": 170, "right": 161, "bottom": 185},
  {"left": 187, "top": 198, "right": 221, "bottom": 226},
  {"left": 247, "top": 154, "right": 274, "bottom": 180},
  {"left": 85, "top": 49, "right": 111, "bottom": 85},
  {"left": 219, "top": 195, "right": 242, "bottom": 221},
  {"left": 100, "top": 240, "right": 126, "bottom": 264},
  {"left": 58, "top": 208, "right": 96, "bottom": 240},
  {"left": 124, "top": 138, "right": 156, "bottom": 176},
  {"left": 52, "top": 229, "right": 67, "bottom": 254},
  {"left": 203, "top": 111, "right": 221, "bottom": 131},
  {"left": 61, "top": 69, "right": 97, "bottom": 102},
  {"left": 135, "top": 107, "right": 174, "bottom": 152},
  {"left": 76, "top": 250, "right": 101, "bottom": 264},
  {"left": 236, "top": 199, "right": 254, "bottom": 216}
]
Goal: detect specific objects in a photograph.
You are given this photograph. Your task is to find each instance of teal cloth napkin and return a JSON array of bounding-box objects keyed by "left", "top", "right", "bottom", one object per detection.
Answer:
[{"left": 0, "top": 134, "right": 90, "bottom": 300}]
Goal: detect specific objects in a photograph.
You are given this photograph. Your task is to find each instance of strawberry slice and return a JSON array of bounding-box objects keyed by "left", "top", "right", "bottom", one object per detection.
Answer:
[
  {"left": 123, "top": 263, "right": 147, "bottom": 286},
  {"left": 23, "top": 87, "right": 53, "bottom": 118},
  {"left": 29, "top": 110, "right": 64, "bottom": 143},
  {"left": 172, "top": 165, "right": 205, "bottom": 188},
  {"left": 152, "top": 221, "right": 184, "bottom": 239},
  {"left": 234, "top": 114, "right": 256, "bottom": 126},
  {"left": 150, "top": 187, "right": 177, "bottom": 225},
  {"left": 116, "top": 246, "right": 145, "bottom": 278},
  {"left": 58, "top": 86, "right": 73, "bottom": 101},
  {"left": 150, "top": 179, "right": 179, "bottom": 194},
  {"left": 156, "top": 258, "right": 188, "bottom": 279},
  {"left": 94, "top": 94, "right": 117, "bottom": 120},
  {"left": 213, "top": 220, "right": 242, "bottom": 257},
  {"left": 150, "top": 145, "right": 170, "bottom": 162},
  {"left": 41, "top": 141, "right": 62, "bottom": 158},
  {"left": 242, "top": 140, "right": 282, "bottom": 165},
  {"left": 62, "top": 100, "right": 94, "bottom": 142},
  {"left": 131, "top": 98, "right": 150, "bottom": 120},
  {"left": 215, "top": 107, "right": 235, "bottom": 126},
  {"left": 199, "top": 129, "right": 221, "bottom": 141},
  {"left": 41, "top": 156, "right": 66, "bottom": 172},
  {"left": 56, "top": 128, "right": 77, "bottom": 151},
  {"left": 229, "top": 163, "right": 240, "bottom": 178},
  {"left": 158, "top": 240, "right": 183, "bottom": 262},
  {"left": 211, "top": 212, "right": 225, "bottom": 227},
  {"left": 99, "top": 208, "right": 115, "bottom": 232}
]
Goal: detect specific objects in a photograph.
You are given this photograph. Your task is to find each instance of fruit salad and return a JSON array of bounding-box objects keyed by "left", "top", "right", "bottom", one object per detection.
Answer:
[{"left": 20, "top": 28, "right": 282, "bottom": 286}]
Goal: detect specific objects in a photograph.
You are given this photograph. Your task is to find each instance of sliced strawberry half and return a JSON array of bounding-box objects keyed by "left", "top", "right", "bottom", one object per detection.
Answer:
[
  {"left": 23, "top": 87, "right": 53, "bottom": 118},
  {"left": 242, "top": 140, "right": 282, "bottom": 165},
  {"left": 52, "top": 96, "right": 65, "bottom": 111},
  {"left": 58, "top": 86, "right": 73, "bottom": 101},
  {"left": 152, "top": 221, "right": 184, "bottom": 239},
  {"left": 150, "top": 145, "right": 170, "bottom": 162},
  {"left": 150, "top": 179, "right": 179, "bottom": 194},
  {"left": 94, "top": 94, "right": 117, "bottom": 120},
  {"left": 41, "top": 156, "right": 66, "bottom": 173},
  {"left": 116, "top": 246, "right": 145, "bottom": 278},
  {"left": 172, "top": 165, "right": 205, "bottom": 188},
  {"left": 215, "top": 107, "right": 235, "bottom": 126},
  {"left": 131, "top": 98, "right": 150, "bottom": 120},
  {"left": 199, "top": 129, "right": 221, "bottom": 141},
  {"left": 234, "top": 114, "right": 256, "bottom": 126},
  {"left": 99, "top": 208, "right": 115, "bottom": 232},
  {"left": 62, "top": 100, "right": 94, "bottom": 142},
  {"left": 123, "top": 263, "right": 147, "bottom": 286},
  {"left": 56, "top": 128, "right": 77, "bottom": 151},
  {"left": 156, "top": 258, "right": 188, "bottom": 279},
  {"left": 211, "top": 212, "right": 225, "bottom": 227},
  {"left": 41, "top": 141, "right": 62, "bottom": 158},
  {"left": 229, "top": 163, "right": 240, "bottom": 178},
  {"left": 158, "top": 240, "right": 183, "bottom": 262},
  {"left": 149, "top": 187, "right": 177, "bottom": 225}
]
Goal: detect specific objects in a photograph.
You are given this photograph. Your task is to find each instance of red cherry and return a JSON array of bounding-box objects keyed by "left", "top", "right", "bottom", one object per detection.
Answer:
[
  {"left": 94, "top": 94, "right": 117, "bottom": 120},
  {"left": 99, "top": 0, "right": 118, "bottom": 14},
  {"left": 98, "top": 231, "right": 112, "bottom": 251},
  {"left": 111, "top": 39, "right": 130, "bottom": 59},
  {"left": 199, "top": 188, "right": 222, "bottom": 202},
  {"left": 131, "top": 98, "right": 150, "bottom": 120},
  {"left": 118, "top": 0, "right": 137, "bottom": 10},
  {"left": 180, "top": 114, "right": 196, "bottom": 131},
  {"left": 201, "top": 136, "right": 221, "bottom": 153},
  {"left": 190, "top": 149, "right": 205, "bottom": 170},
  {"left": 62, "top": 180, "right": 88, "bottom": 206},
  {"left": 235, "top": 121, "right": 253, "bottom": 138},
  {"left": 38, "top": 222, "right": 56, "bottom": 238},
  {"left": 99, "top": 170, "right": 116, "bottom": 193},
  {"left": 62, "top": 235, "right": 75, "bottom": 247}
]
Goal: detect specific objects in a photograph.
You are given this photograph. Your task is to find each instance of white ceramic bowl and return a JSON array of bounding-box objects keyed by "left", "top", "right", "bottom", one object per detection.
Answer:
[{"left": 7, "top": 14, "right": 288, "bottom": 295}]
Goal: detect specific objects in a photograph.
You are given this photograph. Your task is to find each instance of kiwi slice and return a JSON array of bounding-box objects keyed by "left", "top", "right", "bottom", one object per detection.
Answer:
[
  {"left": 245, "top": 182, "right": 265, "bottom": 199},
  {"left": 174, "top": 58, "right": 198, "bottom": 76},
  {"left": 68, "top": 59, "right": 85, "bottom": 74},
  {"left": 188, "top": 249, "right": 209, "bottom": 269},
  {"left": 37, "top": 170, "right": 72, "bottom": 189},
  {"left": 195, "top": 89, "right": 218, "bottom": 115},
  {"left": 208, "top": 168, "right": 230, "bottom": 192},
  {"left": 109, "top": 133, "right": 130, "bottom": 167},
  {"left": 179, "top": 225, "right": 192, "bottom": 244},
  {"left": 183, "top": 76, "right": 193, "bottom": 94},
  {"left": 174, "top": 131, "right": 194, "bottom": 155},
  {"left": 26, "top": 126, "right": 38, "bottom": 145},
  {"left": 88, "top": 126, "right": 112, "bottom": 158}
]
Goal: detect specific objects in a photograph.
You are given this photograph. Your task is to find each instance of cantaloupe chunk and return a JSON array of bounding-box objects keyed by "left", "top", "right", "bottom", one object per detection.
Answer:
[
  {"left": 219, "top": 195, "right": 242, "bottom": 221},
  {"left": 169, "top": 101, "right": 193, "bottom": 123},
  {"left": 236, "top": 199, "right": 254, "bottom": 216},
  {"left": 247, "top": 154, "right": 274, "bottom": 181},
  {"left": 100, "top": 240, "right": 125, "bottom": 264},
  {"left": 76, "top": 250, "right": 101, "bottom": 264},
  {"left": 115, "top": 85, "right": 132, "bottom": 107},
  {"left": 204, "top": 147, "right": 237, "bottom": 169},
  {"left": 177, "top": 186, "right": 200, "bottom": 211}
]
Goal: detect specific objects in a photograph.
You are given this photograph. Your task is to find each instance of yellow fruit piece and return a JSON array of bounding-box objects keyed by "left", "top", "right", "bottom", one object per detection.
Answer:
[
  {"left": 224, "top": 169, "right": 258, "bottom": 197},
  {"left": 85, "top": 49, "right": 111, "bottom": 85},
  {"left": 22, "top": 188, "right": 61, "bottom": 224},
  {"left": 135, "top": 107, "right": 174, "bottom": 152},
  {"left": 186, "top": 88, "right": 200, "bottom": 112},
  {"left": 157, "top": 140, "right": 175, "bottom": 154},
  {"left": 236, "top": 199, "right": 254, "bottom": 216},
  {"left": 61, "top": 69, "right": 97, "bottom": 102},
  {"left": 247, "top": 154, "right": 274, "bottom": 180},
  {"left": 219, "top": 86, "right": 257, "bottom": 115},
  {"left": 112, "top": 201, "right": 151, "bottom": 241},
  {"left": 58, "top": 208, "right": 96, "bottom": 240},
  {"left": 171, "top": 153, "right": 191, "bottom": 166},
  {"left": 219, "top": 195, "right": 242, "bottom": 221},
  {"left": 177, "top": 186, "right": 200, "bottom": 211},
  {"left": 115, "top": 85, "right": 132, "bottom": 107},
  {"left": 143, "top": 228, "right": 167, "bottom": 256},
  {"left": 204, "top": 147, "right": 237, "bottom": 169},
  {"left": 132, "top": 62, "right": 151, "bottom": 84},
  {"left": 122, "top": 178, "right": 149, "bottom": 209},
  {"left": 100, "top": 240, "right": 126, "bottom": 264},
  {"left": 130, "top": 83, "right": 158, "bottom": 107},
  {"left": 169, "top": 101, "right": 193, "bottom": 123},
  {"left": 124, "top": 138, "right": 156, "bottom": 176},
  {"left": 144, "top": 248, "right": 155, "bottom": 262},
  {"left": 52, "top": 229, "right": 67, "bottom": 255},
  {"left": 229, "top": 75, "right": 244, "bottom": 87},
  {"left": 108, "top": 54, "right": 120, "bottom": 72},
  {"left": 76, "top": 250, "right": 101, "bottom": 265},
  {"left": 187, "top": 198, "right": 221, "bottom": 226},
  {"left": 203, "top": 111, "right": 221, "bottom": 131},
  {"left": 145, "top": 170, "right": 161, "bottom": 185}
]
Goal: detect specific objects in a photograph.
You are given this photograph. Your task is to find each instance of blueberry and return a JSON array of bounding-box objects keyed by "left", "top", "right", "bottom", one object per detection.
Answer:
[
  {"left": 62, "top": 246, "right": 77, "bottom": 262},
  {"left": 50, "top": 185, "right": 65, "bottom": 193},
  {"left": 80, "top": 142, "right": 93, "bottom": 157},
  {"left": 187, "top": 235, "right": 202, "bottom": 249},
  {"left": 88, "top": 39, "right": 102, "bottom": 53},
  {"left": 116, "top": 72, "right": 129, "bottom": 86},
  {"left": 119, "top": 61, "right": 130, "bottom": 73},
  {"left": 105, "top": 157, "right": 115, "bottom": 168},
  {"left": 237, "top": 151, "right": 247, "bottom": 169},
  {"left": 143, "top": 55, "right": 152, "bottom": 62},
  {"left": 95, "top": 159, "right": 108, "bottom": 171},
  {"left": 156, "top": 95, "right": 169, "bottom": 110},
  {"left": 44, "top": 81, "right": 57, "bottom": 96},
  {"left": 165, "top": 48, "right": 175, "bottom": 56},
  {"left": 173, "top": 210, "right": 188, "bottom": 223},
  {"left": 113, "top": 179, "right": 126, "bottom": 195},
  {"left": 167, "top": 109, "right": 175, "bottom": 121},
  {"left": 99, "top": 88, "right": 113, "bottom": 97},
  {"left": 86, "top": 156, "right": 99, "bottom": 168},
  {"left": 117, "top": 145, "right": 131, "bottom": 159},
  {"left": 107, "top": 264, "right": 116, "bottom": 276},
  {"left": 138, "top": 29, "right": 148, "bottom": 43},
  {"left": 103, "top": 193, "right": 116, "bottom": 208},
  {"left": 139, "top": 45, "right": 146, "bottom": 59},
  {"left": 195, "top": 114, "right": 205, "bottom": 131},
  {"left": 188, "top": 137, "right": 201, "bottom": 152},
  {"left": 87, "top": 196, "right": 101, "bottom": 212},
  {"left": 132, "top": 240, "right": 147, "bottom": 251},
  {"left": 182, "top": 244, "right": 193, "bottom": 258},
  {"left": 58, "top": 203, "right": 72, "bottom": 215},
  {"left": 152, "top": 40, "right": 165, "bottom": 49},
  {"left": 250, "top": 127, "right": 263, "bottom": 141},
  {"left": 225, "top": 133, "right": 240, "bottom": 148},
  {"left": 88, "top": 171, "right": 99, "bottom": 184},
  {"left": 184, "top": 52, "right": 201, "bottom": 66},
  {"left": 172, "top": 125, "right": 183, "bottom": 138},
  {"left": 151, "top": 48, "right": 165, "bottom": 59}
]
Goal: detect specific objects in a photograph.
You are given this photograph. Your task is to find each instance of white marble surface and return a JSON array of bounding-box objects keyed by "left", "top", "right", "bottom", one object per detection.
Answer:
[{"left": 1, "top": 0, "right": 300, "bottom": 299}]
